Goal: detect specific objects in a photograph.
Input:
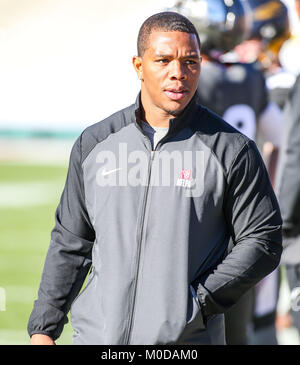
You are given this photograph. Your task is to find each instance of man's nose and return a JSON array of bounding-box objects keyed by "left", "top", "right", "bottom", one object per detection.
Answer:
[{"left": 169, "top": 60, "right": 187, "bottom": 80}]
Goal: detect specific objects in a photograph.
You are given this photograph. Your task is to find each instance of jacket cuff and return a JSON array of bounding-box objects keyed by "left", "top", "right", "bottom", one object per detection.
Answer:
[
  {"left": 27, "top": 301, "right": 68, "bottom": 341},
  {"left": 29, "top": 331, "right": 54, "bottom": 339},
  {"left": 196, "top": 282, "right": 224, "bottom": 317}
]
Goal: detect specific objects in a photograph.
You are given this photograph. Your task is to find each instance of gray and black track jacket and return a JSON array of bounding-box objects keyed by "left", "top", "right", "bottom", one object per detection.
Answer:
[{"left": 28, "top": 93, "right": 282, "bottom": 345}]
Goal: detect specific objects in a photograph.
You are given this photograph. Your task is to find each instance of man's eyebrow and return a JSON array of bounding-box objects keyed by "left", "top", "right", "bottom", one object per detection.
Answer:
[
  {"left": 154, "top": 53, "right": 201, "bottom": 59},
  {"left": 182, "top": 54, "right": 201, "bottom": 59}
]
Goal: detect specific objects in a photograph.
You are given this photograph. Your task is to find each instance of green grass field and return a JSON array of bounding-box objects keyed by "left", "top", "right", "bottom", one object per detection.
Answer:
[{"left": 0, "top": 162, "right": 74, "bottom": 344}]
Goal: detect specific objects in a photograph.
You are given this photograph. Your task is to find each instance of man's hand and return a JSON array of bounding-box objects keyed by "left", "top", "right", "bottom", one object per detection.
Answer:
[{"left": 30, "top": 334, "right": 56, "bottom": 345}]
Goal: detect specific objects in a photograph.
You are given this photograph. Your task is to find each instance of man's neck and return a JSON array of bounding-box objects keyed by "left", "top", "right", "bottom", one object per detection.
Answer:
[
  {"left": 140, "top": 93, "right": 173, "bottom": 128},
  {"left": 143, "top": 111, "right": 170, "bottom": 128}
]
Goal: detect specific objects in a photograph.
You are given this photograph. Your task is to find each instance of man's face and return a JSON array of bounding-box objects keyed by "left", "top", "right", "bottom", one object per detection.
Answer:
[{"left": 133, "top": 30, "right": 201, "bottom": 118}]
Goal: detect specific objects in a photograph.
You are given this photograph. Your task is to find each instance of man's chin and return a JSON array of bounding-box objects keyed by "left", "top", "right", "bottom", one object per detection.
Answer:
[
  {"left": 164, "top": 108, "right": 184, "bottom": 117},
  {"left": 162, "top": 95, "right": 193, "bottom": 117},
  {"left": 163, "top": 101, "right": 188, "bottom": 117}
]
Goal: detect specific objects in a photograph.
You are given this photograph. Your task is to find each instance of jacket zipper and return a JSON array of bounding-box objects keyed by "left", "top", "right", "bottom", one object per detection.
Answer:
[{"left": 124, "top": 144, "right": 156, "bottom": 344}]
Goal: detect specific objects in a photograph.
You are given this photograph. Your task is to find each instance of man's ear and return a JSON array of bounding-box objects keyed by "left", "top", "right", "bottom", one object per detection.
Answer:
[
  {"left": 132, "top": 56, "right": 143, "bottom": 81},
  {"left": 296, "top": 0, "right": 300, "bottom": 19}
]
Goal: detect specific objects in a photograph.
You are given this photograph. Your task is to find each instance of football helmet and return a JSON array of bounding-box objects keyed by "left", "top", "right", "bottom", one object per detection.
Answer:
[
  {"left": 247, "top": 0, "right": 290, "bottom": 42},
  {"left": 167, "top": 0, "right": 252, "bottom": 57}
]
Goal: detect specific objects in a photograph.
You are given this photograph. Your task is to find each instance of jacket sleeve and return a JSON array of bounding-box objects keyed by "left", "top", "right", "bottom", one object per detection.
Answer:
[
  {"left": 27, "top": 134, "right": 95, "bottom": 340},
  {"left": 277, "top": 76, "right": 300, "bottom": 239},
  {"left": 196, "top": 140, "right": 282, "bottom": 317}
]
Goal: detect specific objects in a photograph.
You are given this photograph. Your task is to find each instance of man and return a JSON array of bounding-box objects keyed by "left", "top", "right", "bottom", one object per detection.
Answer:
[
  {"left": 276, "top": 0, "right": 300, "bottom": 341},
  {"left": 28, "top": 11, "right": 282, "bottom": 345}
]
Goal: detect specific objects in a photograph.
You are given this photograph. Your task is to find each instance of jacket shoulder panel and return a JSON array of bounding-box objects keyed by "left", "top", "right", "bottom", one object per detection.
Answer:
[
  {"left": 80, "top": 103, "right": 135, "bottom": 163},
  {"left": 193, "top": 106, "right": 251, "bottom": 176}
]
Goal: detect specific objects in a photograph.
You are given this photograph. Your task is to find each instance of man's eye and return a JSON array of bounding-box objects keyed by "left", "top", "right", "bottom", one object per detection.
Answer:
[
  {"left": 185, "top": 60, "right": 196, "bottom": 65},
  {"left": 156, "top": 59, "right": 169, "bottom": 64}
]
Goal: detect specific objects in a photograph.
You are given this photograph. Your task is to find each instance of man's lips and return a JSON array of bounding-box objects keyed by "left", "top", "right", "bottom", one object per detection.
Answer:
[{"left": 164, "top": 88, "right": 188, "bottom": 101}]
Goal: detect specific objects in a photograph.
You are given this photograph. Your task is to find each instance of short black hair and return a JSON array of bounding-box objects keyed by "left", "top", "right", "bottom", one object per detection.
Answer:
[{"left": 137, "top": 11, "right": 201, "bottom": 57}]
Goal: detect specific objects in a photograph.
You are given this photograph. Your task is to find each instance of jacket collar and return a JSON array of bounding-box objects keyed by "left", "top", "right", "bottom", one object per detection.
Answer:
[{"left": 133, "top": 91, "right": 199, "bottom": 139}]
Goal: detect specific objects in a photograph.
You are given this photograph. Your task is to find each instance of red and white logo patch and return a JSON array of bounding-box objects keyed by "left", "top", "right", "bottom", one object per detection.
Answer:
[
  {"left": 177, "top": 169, "right": 192, "bottom": 188},
  {"left": 180, "top": 169, "right": 191, "bottom": 180}
]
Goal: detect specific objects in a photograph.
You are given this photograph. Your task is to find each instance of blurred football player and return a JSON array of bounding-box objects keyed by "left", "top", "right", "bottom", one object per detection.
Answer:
[
  {"left": 235, "top": 0, "right": 295, "bottom": 109},
  {"left": 276, "top": 0, "right": 300, "bottom": 344}
]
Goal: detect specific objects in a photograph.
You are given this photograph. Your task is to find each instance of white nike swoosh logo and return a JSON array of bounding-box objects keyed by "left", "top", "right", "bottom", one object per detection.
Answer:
[{"left": 101, "top": 168, "right": 122, "bottom": 176}]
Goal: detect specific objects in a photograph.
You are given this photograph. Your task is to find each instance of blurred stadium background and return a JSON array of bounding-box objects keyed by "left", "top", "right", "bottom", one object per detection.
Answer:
[{"left": 0, "top": 0, "right": 299, "bottom": 345}]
